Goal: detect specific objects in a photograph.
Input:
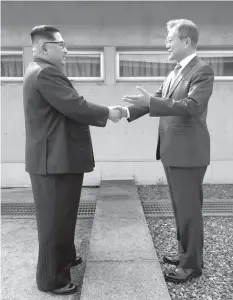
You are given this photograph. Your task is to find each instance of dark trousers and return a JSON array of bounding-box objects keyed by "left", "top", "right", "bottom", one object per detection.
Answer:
[
  {"left": 163, "top": 166, "right": 207, "bottom": 272},
  {"left": 29, "top": 173, "right": 84, "bottom": 291}
]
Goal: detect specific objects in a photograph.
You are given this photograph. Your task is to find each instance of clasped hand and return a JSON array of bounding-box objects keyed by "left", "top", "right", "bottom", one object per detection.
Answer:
[{"left": 108, "top": 106, "right": 128, "bottom": 123}]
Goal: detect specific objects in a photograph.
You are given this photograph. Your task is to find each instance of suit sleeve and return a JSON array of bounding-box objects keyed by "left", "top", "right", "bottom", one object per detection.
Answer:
[
  {"left": 127, "top": 84, "right": 163, "bottom": 122},
  {"left": 37, "top": 67, "right": 109, "bottom": 127},
  {"left": 149, "top": 65, "right": 214, "bottom": 117}
]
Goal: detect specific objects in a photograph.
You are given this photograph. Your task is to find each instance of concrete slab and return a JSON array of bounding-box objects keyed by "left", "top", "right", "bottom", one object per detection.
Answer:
[
  {"left": 95, "top": 199, "right": 144, "bottom": 219},
  {"left": 88, "top": 216, "right": 156, "bottom": 261},
  {"left": 98, "top": 180, "right": 138, "bottom": 198},
  {"left": 97, "top": 191, "right": 137, "bottom": 199},
  {"left": 80, "top": 180, "right": 171, "bottom": 300},
  {"left": 81, "top": 261, "right": 170, "bottom": 300},
  {"left": 100, "top": 194, "right": 136, "bottom": 200},
  {"left": 1, "top": 188, "right": 34, "bottom": 203},
  {"left": 1, "top": 218, "right": 93, "bottom": 300},
  {"left": 88, "top": 251, "right": 156, "bottom": 262},
  {"left": 1, "top": 187, "right": 98, "bottom": 203},
  {"left": 100, "top": 180, "right": 135, "bottom": 187}
]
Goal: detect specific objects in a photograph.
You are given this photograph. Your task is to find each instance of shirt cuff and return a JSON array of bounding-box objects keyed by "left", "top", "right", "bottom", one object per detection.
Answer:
[
  {"left": 125, "top": 107, "right": 130, "bottom": 119},
  {"left": 149, "top": 96, "right": 152, "bottom": 110}
]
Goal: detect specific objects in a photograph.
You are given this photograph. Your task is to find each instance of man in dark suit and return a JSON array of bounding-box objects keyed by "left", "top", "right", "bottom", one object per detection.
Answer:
[
  {"left": 118, "top": 19, "right": 214, "bottom": 283},
  {"left": 23, "top": 25, "right": 121, "bottom": 295}
]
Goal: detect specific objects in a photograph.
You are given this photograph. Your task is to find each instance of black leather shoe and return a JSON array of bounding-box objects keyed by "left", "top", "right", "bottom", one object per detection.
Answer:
[
  {"left": 164, "top": 267, "right": 202, "bottom": 284},
  {"left": 163, "top": 255, "right": 179, "bottom": 266},
  {"left": 71, "top": 256, "right": 82, "bottom": 267},
  {"left": 163, "top": 255, "right": 204, "bottom": 268},
  {"left": 51, "top": 283, "right": 78, "bottom": 295}
]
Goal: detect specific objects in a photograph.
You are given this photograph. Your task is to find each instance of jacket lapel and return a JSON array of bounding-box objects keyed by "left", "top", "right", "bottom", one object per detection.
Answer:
[
  {"left": 167, "top": 56, "right": 198, "bottom": 98},
  {"left": 162, "top": 71, "right": 173, "bottom": 98}
]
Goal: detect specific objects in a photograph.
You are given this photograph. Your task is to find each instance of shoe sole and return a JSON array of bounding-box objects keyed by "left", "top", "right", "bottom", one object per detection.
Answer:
[
  {"left": 51, "top": 285, "right": 78, "bottom": 295},
  {"left": 163, "top": 257, "right": 179, "bottom": 266},
  {"left": 163, "top": 257, "right": 204, "bottom": 268},
  {"left": 164, "top": 272, "right": 202, "bottom": 284},
  {"left": 71, "top": 257, "right": 83, "bottom": 267}
]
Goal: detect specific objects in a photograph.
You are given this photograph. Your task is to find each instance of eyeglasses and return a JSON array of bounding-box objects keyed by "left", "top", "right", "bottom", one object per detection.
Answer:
[
  {"left": 166, "top": 36, "right": 188, "bottom": 44},
  {"left": 43, "top": 41, "right": 67, "bottom": 49}
]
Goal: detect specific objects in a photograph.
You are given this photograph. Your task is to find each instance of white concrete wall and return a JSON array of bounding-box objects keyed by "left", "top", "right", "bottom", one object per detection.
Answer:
[
  {"left": 1, "top": 81, "right": 233, "bottom": 186},
  {"left": 1, "top": 1, "right": 233, "bottom": 186}
]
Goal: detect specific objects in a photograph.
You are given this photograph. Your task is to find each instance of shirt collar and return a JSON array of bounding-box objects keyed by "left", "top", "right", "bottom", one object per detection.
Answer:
[
  {"left": 179, "top": 53, "right": 197, "bottom": 69},
  {"left": 33, "top": 57, "right": 56, "bottom": 67}
]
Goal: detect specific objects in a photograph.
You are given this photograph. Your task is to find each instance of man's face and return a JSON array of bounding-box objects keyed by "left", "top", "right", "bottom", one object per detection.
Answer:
[
  {"left": 41, "top": 32, "right": 67, "bottom": 69},
  {"left": 165, "top": 27, "right": 188, "bottom": 63}
]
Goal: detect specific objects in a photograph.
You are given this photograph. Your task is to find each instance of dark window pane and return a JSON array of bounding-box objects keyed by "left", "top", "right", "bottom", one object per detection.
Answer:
[
  {"left": 119, "top": 52, "right": 233, "bottom": 78},
  {"left": 119, "top": 54, "right": 175, "bottom": 77},
  {"left": 120, "top": 60, "right": 175, "bottom": 77},
  {"left": 1, "top": 54, "right": 23, "bottom": 77},
  {"left": 200, "top": 56, "right": 233, "bottom": 76},
  {"left": 65, "top": 55, "right": 101, "bottom": 77}
]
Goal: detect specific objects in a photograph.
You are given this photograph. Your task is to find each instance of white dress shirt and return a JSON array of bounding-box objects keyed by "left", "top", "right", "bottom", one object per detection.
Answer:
[{"left": 175, "top": 52, "right": 197, "bottom": 76}]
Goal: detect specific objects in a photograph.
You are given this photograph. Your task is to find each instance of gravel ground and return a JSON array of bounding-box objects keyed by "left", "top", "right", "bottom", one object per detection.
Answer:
[
  {"left": 146, "top": 217, "right": 233, "bottom": 300},
  {"left": 138, "top": 184, "right": 233, "bottom": 201}
]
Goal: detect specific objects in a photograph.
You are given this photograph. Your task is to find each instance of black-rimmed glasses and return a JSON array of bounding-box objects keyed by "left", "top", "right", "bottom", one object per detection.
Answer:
[{"left": 43, "top": 41, "right": 67, "bottom": 49}]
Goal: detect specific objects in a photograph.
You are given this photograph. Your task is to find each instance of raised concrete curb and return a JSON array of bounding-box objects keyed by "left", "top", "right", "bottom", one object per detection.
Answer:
[{"left": 80, "top": 180, "right": 171, "bottom": 300}]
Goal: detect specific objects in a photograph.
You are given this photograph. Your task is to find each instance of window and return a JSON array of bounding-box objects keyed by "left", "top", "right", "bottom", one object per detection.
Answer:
[
  {"left": 1, "top": 50, "right": 23, "bottom": 81},
  {"left": 116, "top": 51, "right": 174, "bottom": 81},
  {"left": 65, "top": 51, "right": 104, "bottom": 81},
  {"left": 116, "top": 50, "right": 233, "bottom": 81},
  {"left": 198, "top": 51, "right": 233, "bottom": 79}
]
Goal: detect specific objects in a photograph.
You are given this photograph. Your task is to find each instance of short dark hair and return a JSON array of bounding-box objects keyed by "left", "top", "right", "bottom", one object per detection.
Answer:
[
  {"left": 166, "top": 19, "right": 199, "bottom": 47},
  {"left": 30, "top": 25, "right": 60, "bottom": 43}
]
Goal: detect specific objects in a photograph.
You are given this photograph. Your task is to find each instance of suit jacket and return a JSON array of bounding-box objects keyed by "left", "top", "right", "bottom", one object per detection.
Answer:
[
  {"left": 23, "top": 58, "right": 109, "bottom": 174},
  {"left": 128, "top": 56, "right": 214, "bottom": 167}
]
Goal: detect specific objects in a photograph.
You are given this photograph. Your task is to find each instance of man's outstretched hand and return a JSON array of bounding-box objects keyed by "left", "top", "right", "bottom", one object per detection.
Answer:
[{"left": 123, "top": 86, "right": 152, "bottom": 107}]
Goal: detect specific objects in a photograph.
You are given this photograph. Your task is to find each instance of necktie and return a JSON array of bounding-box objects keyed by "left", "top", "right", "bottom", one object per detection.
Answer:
[{"left": 170, "top": 63, "right": 182, "bottom": 86}]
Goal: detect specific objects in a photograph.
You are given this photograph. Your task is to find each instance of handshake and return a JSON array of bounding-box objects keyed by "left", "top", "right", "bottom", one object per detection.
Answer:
[{"left": 108, "top": 106, "right": 128, "bottom": 123}]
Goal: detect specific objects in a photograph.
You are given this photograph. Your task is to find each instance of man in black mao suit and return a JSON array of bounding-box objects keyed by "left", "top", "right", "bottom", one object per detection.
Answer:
[{"left": 23, "top": 25, "right": 121, "bottom": 295}]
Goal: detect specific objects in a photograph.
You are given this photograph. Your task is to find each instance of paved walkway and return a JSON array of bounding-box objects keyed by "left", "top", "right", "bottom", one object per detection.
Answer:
[
  {"left": 1, "top": 187, "right": 98, "bottom": 203},
  {"left": 1, "top": 188, "right": 95, "bottom": 300},
  {"left": 80, "top": 180, "right": 171, "bottom": 300},
  {"left": 1, "top": 181, "right": 171, "bottom": 300}
]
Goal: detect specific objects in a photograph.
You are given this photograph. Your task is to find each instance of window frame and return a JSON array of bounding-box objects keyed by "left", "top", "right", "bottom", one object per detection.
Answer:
[
  {"left": 197, "top": 50, "right": 233, "bottom": 81},
  {"left": 66, "top": 50, "right": 104, "bottom": 82},
  {"left": 116, "top": 50, "right": 233, "bottom": 82},
  {"left": 1, "top": 50, "right": 24, "bottom": 81},
  {"left": 116, "top": 50, "right": 169, "bottom": 82}
]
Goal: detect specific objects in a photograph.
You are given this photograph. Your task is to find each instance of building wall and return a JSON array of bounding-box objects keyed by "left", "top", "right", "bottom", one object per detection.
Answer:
[{"left": 1, "top": 1, "right": 233, "bottom": 186}]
